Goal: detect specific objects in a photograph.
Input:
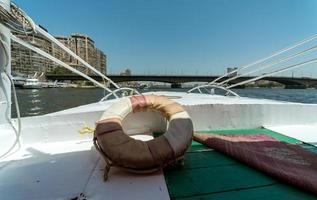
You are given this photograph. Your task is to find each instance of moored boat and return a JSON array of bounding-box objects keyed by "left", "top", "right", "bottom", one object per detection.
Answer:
[
  {"left": 22, "top": 78, "right": 42, "bottom": 89},
  {"left": 12, "top": 76, "right": 26, "bottom": 88}
]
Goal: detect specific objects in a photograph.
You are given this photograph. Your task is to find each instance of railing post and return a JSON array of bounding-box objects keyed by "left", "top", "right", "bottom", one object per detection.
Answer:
[{"left": 0, "top": 0, "right": 11, "bottom": 124}]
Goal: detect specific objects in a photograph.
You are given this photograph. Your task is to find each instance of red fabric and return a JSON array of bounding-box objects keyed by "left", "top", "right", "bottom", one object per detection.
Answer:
[{"left": 194, "top": 133, "right": 317, "bottom": 195}]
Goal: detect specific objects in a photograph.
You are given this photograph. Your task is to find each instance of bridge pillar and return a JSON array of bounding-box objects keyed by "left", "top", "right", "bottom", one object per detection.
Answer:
[{"left": 171, "top": 83, "right": 182, "bottom": 88}]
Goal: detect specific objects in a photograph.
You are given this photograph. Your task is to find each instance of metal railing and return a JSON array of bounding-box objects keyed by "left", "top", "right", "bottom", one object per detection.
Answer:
[{"left": 187, "top": 84, "right": 239, "bottom": 97}]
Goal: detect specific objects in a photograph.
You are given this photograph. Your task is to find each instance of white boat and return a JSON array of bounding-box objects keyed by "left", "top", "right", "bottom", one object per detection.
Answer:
[
  {"left": 12, "top": 76, "right": 26, "bottom": 88},
  {"left": 1, "top": 1, "right": 317, "bottom": 199},
  {"left": 22, "top": 78, "right": 42, "bottom": 89}
]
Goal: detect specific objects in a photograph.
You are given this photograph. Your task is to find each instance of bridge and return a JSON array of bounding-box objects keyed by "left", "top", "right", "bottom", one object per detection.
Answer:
[{"left": 46, "top": 74, "right": 317, "bottom": 88}]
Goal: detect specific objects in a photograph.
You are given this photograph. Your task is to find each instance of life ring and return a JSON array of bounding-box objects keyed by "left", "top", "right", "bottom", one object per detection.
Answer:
[{"left": 94, "top": 95, "right": 193, "bottom": 180}]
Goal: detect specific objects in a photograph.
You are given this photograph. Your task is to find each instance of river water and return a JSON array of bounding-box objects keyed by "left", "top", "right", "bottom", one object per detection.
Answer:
[{"left": 11, "top": 88, "right": 317, "bottom": 118}]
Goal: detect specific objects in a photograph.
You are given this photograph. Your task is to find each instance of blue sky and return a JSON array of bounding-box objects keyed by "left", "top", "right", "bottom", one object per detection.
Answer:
[{"left": 14, "top": 0, "right": 317, "bottom": 77}]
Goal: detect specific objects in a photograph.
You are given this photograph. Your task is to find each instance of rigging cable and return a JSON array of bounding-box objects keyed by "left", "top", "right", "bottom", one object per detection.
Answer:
[
  {"left": 0, "top": 2, "right": 35, "bottom": 34},
  {"left": 35, "top": 25, "right": 120, "bottom": 89},
  {"left": 227, "top": 57, "right": 317, "bottom": 89},
  {"left": 208, "top": 33, "right": 317, "bottom": 85},
  {"left": 11, "top": 34, "right": 117, "bottom": 96},
  {"left": 1, "top": 2, "right": 123, "bottom": 95},
  {"left": 217, "top": 44, "right": 317, "bottom": 86},
  {"left": 0, "top": 35, "right": 22, "bottom": 159}
]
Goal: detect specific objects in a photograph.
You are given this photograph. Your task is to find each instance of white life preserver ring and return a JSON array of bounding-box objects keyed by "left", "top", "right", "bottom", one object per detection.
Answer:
[{"left": 94, "top": 95, "right": 193, "bottom": 179}]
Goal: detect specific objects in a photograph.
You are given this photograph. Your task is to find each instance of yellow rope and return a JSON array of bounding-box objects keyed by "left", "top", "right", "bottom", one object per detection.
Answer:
[{"left": 78, "top": 126, "right": 95, "bottom": 135}]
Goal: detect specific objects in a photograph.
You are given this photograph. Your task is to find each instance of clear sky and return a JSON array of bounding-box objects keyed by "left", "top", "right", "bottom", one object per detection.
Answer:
[{"left": 13, "top": 0, "right": 317, "bottom": 77}]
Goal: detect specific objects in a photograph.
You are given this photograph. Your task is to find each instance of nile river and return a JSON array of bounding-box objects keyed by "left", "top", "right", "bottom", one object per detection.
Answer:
[{"left": 12, "top": 88, "right": 317, "bottom": 117}]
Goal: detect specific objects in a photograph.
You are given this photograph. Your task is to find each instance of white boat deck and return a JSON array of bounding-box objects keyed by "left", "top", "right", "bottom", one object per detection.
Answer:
[
  {"left": 0, "top": 138, "right": 169, "bottom": 200},
  {"left": 265, "top": 124, "right": 317, "bottom": 146}
]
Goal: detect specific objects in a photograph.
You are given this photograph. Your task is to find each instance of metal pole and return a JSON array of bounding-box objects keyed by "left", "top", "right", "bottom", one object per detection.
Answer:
[{"left": 0, "top": 0, "right": 11, "bottom": 124}]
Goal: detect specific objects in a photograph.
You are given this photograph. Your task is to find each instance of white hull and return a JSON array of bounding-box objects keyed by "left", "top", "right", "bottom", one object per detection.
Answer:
[
  {"left": 22, "top": 85, "right": 42, "bottom": 89},
  {"left": 22, "top": 79, "right": 42, "bottom": 89}
]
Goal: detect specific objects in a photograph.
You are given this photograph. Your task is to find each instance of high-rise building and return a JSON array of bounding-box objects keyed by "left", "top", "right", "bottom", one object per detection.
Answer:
[
  {"left": 11, "top": 31, "right": 107, "bottom": 77},
  {"left": 11, "top": 33, "right": 54, "bottom": 76}
]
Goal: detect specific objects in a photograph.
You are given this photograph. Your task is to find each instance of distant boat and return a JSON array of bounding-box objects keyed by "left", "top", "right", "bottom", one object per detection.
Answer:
[
  {"left": 12, "top": 76, "right": 26, "bottom": 88},
  {"left": 22, "top": 78, "right": 42, "bottom": 89}
]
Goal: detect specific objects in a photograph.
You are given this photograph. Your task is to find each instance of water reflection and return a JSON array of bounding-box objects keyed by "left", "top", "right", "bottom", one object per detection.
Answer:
[
  {"left": 12, "top": 88, "right": 105, "bottom": 118},
  {"left": 26, "top": 89, "right": 43, "bottom": 116}
]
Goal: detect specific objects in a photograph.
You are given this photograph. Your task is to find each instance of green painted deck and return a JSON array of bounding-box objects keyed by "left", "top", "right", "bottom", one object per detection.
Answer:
[{"left": 164, "top": 128, "right": 317, "bottom": 200}]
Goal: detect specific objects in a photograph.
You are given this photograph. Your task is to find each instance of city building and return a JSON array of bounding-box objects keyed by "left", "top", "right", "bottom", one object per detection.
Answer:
[
  {"left": 120, "top": 68, "right": 132, "bottom": 76},
  {"left": 11, "top": 32, "right": 54, "bottom": 76},
  {"left": 227, "top": 67, "right": 238, "bottom": 77},
  {"left": 11, "top": 31, "right": 107, "bottom": 77}
]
